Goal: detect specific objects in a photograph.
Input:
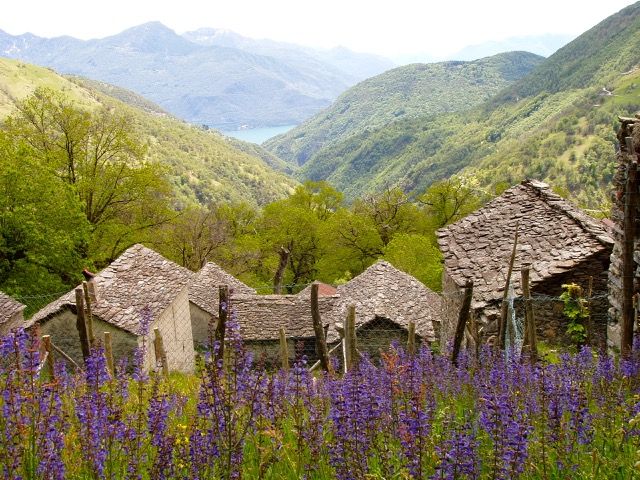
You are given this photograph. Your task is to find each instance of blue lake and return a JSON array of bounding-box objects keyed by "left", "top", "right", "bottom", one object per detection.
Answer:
[{"left": 222, "top": 125, "right": 297, "bottom": 144}]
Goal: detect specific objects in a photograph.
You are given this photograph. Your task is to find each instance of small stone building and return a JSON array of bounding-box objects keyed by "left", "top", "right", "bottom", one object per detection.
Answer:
[
  {"left": 437, "top": 180, "right": 613, "bottom": 348},
  {"left": 188, "top": 262, "right": 256, "bottom": 349},
  {"left": 329, "top": 260, "right": 441, "bottom": 356},
  {"left": 0, "top": 292, "right": 26, "bottom": 337},
  {"left": 231, "top": 292, "right": 337, "bottom": 365},
  {"left": 28, "top": 244, "right": 196, "bottom": 372}
]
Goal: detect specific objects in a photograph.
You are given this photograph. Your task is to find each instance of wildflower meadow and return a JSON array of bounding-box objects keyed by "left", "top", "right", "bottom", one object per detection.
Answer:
[{"left": 2, "top": 320, "right": 640, "bottom": 479}]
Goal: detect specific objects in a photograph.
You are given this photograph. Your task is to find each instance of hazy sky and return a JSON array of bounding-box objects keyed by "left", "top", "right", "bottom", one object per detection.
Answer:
[{"left": 2, "top": 0, "right": 635, "bottom": 58}]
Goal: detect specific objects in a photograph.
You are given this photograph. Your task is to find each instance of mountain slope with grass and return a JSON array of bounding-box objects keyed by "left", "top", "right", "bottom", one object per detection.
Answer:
[
  {"left": 264, "top": 51, "right": 543, "bottom": 166},
  {"left": 289, "top": 2, "right": 640, "bottom": 207},
  {"left": 0, "top": 57, "right": 297, "bottom": 206}
]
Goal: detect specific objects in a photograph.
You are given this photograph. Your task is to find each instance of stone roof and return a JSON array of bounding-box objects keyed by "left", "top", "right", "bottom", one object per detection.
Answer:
[
  {"left": 189, "top": 262, "right": 256, "bottom": 315},
  {"left": 0, "top": 291, "right": 25, "bottom": 327},
  {"left": 231, "top": 293, "right": 337, "bottom": 341},
  {"left": 437, "top": 179, "right": 613, "bottom": 309},
  {"left": 28, "top": 244, "right": 193, "bottom": 335},
  {"left": 330, "top": 260, "right": 441, "bottom": 341}
]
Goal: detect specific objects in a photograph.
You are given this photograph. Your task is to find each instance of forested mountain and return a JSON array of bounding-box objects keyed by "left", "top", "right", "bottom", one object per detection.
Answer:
[
  {"left": 264, "top": 51, "right": 544, "bottom": 166},
  {"left": 0, "top": 57, "right": 297, "bottom": 207},
  {"left": 278, "top": 2, "right": 640, "bottom": 207},
  {"left": 0, "top": 22, "right": 393, "bottom": 130}
]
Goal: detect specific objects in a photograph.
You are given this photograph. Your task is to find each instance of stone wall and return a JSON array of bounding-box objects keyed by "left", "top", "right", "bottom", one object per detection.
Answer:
[
  {"left": 441, "top": 250, "right": 610, "bottom": 349},
  {"left": 189, "top": 302, "right": 214, "bottom": 350},
  {"left": 142, "top": 286, "right": 195, "bottom": 373},
  {"left": 38, "top": 309, "right": 138, "bottom": 368},
  {"left": 1, "top": 311, "right": 25, "bottom": 337}
]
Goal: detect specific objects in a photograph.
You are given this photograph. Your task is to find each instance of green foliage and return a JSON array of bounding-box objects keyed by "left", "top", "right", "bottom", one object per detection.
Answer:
[
  {"left": 560, "top": 283, "right": 589, "bottom": 345},
  {"left": 382, "top": 233, "right": 443, "bottom": 291},
  {"left": 0, "top": 132, "right": 89, "bottom": 295}
]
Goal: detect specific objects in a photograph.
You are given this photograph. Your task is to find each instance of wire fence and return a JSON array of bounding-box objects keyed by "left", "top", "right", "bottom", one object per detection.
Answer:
[{"left": 5, "top": 286, "right": 614, "bottom": 373}]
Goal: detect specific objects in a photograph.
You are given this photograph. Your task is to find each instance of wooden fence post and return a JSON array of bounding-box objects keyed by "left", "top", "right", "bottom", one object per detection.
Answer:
[
  {"left": 82, "top": 281, "right": 95, "bottom": 346},
  {"left": 622, "top": 137, "right": 638, "bottom": 358},
  {"left": 497, "top": 224, "right": 519, "bottom": 351},
  {"left": 452, "top": 280, "right": 473, "bottom": 365},
  {"left": 343, "top": 305, "right": 358, "bottom": 372},
  {"left": 311, "top": 283, "right": 333, "bottom": 374},
  {"left": 407, "top": 321, "right": 416, "bottom": 355},
  {"left": 75, "top": 288, "right": 90, "bottom": 361},
  {"left": 215, "top": 285, "right": 230, "bottom": 363},
  {"left": 520, "top": 266, "right": 538, "bottom": 362},
  {"left": 104, "top": 331, "right": 115, "bottom": 376},
  {"left": 153, "top": 328, "right": 169, "bottom": 377},
  {"left": 42, "top": 335, "right": 56, "bottom": 380},
  {"left": 279, "top": 327, "right": 289, "bottom": 372}
]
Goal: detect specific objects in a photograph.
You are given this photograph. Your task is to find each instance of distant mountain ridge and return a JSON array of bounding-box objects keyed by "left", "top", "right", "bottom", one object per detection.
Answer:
[
  {"left": 265, "top": 51, "right": 544, "bottom": 166},
  {"left": 0, "top": 22, "right": 394, "bottom": 130}
]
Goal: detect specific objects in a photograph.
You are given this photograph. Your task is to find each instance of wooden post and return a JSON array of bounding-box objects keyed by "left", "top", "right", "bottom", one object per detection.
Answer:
[
  {"left": 468, "top": 308, "right": 480, "bottom": 360},
  {"left": 311, "top": 283, "right": 332, "bottom": 374},
  {"left": 520, "top": 266, "right": 538, "bottom": 361},
  {"left": 82, "top": 281, "right": 95, "bottom": 347},
  {"left": 407, "top": 321, "right": 416, "bottom": 355},
  {"left": 104, "top": 331, "right": 115, "bottom": 376},
  {"left": 42, "top": 335, "right": 56, "bottom": 380},
  {"left": 452, "top": 280, "right": 473, "bottom": 365},
  {"left": 279, "top": 327, "right": 289, "bottom": 372},
  {"left": 622, "top": 137, "right": 638, "bottom": 358},
  {"left": 75, "top": 288, "right": 90, "bottom": 360},
  {"left": 153, "top": 328, "right": 169, "bottom": 377},
  {"left": 344, "top": 305, "right": 357, "bottom": 372},
  {"left": 497, "top": 224, "right": 519, "bottom": 351},
  {"left": 215, "top": 285, "right": 230, "bottom": 362}
]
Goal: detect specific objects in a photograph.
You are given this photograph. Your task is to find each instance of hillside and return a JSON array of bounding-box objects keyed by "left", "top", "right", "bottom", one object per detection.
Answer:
[
  {"left": 0, "top": 22, "right": 393, "bottom": 130},
  {"left": 288, "top": 2, "right": 640, "bottom": 207},
  {"left": 264, "top": 51, "right": 544, "bottom": 166},
  {"left": 0, "top": 57, "right": 297, "bottom": 206}
]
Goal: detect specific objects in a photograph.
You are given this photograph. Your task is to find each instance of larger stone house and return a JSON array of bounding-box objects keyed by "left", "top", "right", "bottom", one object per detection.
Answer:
[
  {"left": 188, "top": 261, "right": 256, "bottom": 349},
  {"left": 437, "top": 180, "right": 613, "bottom": 348},
  {"left": 28, "top": 244, "right": 196, "bottom": 372},
  {"left": 0, "top": 292, "right": 26, "bottom": 337},
  {"left": 328, "top": 260, "right": 441, "bottom": 357}
]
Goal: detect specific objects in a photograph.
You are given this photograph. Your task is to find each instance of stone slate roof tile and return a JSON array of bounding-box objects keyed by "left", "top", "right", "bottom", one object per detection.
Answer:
[
  {"left": 231, "top": 293, "right": 337, "bottom": 341},
  {"left": 0, "top": 291, "right": 25, "bottom": 327},
  {"left": 28, "top": 244, "right": 193, "bottom": 335},
  {"left": 331, "top": 260, "right": 441, "bottom": 342},
  {"left": 189, "top": 262, "right": 256, "bottom": 315},
  {"left": 437, "top": 180, "right": 613, "bottom": 308}
]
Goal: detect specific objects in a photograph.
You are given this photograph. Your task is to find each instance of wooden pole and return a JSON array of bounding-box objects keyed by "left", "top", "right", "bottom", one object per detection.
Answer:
[
  {"left": 104, "top": 331, "right": 115, "bottom": 376},
  {"left": 520, "top": 266, "right": 538, "bottom": 361},
  {"left": 344, "top": 305, "right": 357, "bottom": 372},
  {"left": 622, "top": 136, "right": 638, "bottom": 358},
  {"left": 497, "top": 224, "right": 519, "bottom": 351},
  {"left": 75, "top": 288, "right": 90, "bottom": 360},
  {"left": 41, "top": 335, "right": 56, "bottom": 380},
  {"left": 153, "top": 328, "right": 169, "bottom": 377},
  {"left": 311, "top": 283, "right": 333, "bottom": 374},
  {"left": 309, "top": 341, "right": 343, "bottom": 372},
  {"left": 215, "top": 285, "right": 230, "bottom": 362},
  {"left": 407, "top": 321, "right": 416, "bottom": 355},
  {"left": 279, "top": 327, "right": 289, "bottom": 372},
  {"left": 452, "top": 280, "right": 473, "bottom": 365},
  {"left": 82, "top": 281, "right": 95, "bottom": 346}
]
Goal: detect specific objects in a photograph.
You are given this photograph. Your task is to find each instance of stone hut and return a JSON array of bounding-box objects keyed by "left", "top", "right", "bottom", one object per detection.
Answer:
[
  {"left": 231, "top": 292, "right": 337, "bottom": 365},
  {"left": 28, "top": 244, "right": 196, "bottom": 372},
  {"left": 437, "top": 179, "right": 613, "bottom": 348},
  {"left": 188, "top": 262, "right": 256, "bottom": 349},
  {"left": 0, "top": 292, "right": 26, "bottom": 337},
  {"left": 329, "top": 260, "right": 441, "bottom": 357}
]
